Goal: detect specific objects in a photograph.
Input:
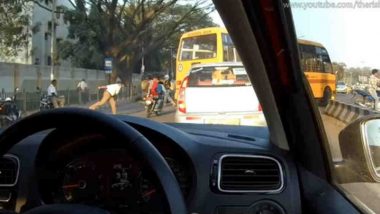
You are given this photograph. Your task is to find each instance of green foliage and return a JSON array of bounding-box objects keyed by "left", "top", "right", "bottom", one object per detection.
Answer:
[
  {"left": 332, "top": 62, "right": 346, "bottom": 80},
  {"left": 0, "top": 0, "right": 31, "bottom": 58},
  {"left": 58, "top": 0, "right": 217, "bottom": 80}
]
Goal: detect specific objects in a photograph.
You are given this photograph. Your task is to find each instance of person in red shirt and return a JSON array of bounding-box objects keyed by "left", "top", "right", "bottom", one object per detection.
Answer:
[{"left": 147, "top": 76, "right": 159, "bottom": 97}]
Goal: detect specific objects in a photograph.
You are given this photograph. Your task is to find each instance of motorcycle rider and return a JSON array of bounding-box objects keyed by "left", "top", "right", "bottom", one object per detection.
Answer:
[
  {"left": 368, "top": 69, "right": 380, "bottom": 110},
  {"left": 145, "top": 75, "right": 165, "bottom": 116},
  {"left": 47, "top": 79, "right": 65, "bottom": 108},
  {"left": 155, "top": 79, "right": 166, "bottom": 111},
  {"left": 163, "top": 75, "right": 176, "bottom": 106}
]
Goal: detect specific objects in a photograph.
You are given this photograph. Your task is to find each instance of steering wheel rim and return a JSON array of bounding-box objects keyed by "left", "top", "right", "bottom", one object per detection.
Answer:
[{"left": 0, "top": 108, "right": 187, "bottom": 214}]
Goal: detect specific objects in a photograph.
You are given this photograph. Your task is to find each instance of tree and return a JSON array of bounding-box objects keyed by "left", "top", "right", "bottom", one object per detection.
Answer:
[
  {"left": 0, "top": 0, "right": 31, "bottom": 59},
  {"left": 332, "top": 62, "right": 346, "bottom": 80},
  {"left": 58, "top": 0, "right": 215, "bottom": 83}
]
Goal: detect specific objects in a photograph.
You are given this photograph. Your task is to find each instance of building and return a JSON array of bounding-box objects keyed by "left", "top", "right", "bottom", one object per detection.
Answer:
[{"left": 3, "top": 0, "right": 71, "bottom": 66}]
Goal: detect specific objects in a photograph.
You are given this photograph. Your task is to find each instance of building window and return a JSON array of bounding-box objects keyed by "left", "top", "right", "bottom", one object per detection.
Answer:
[
  {"left": 48, "top": 21, "right": 52, "bottom": 32},
  {"left": 47, "top": 56, "right": 51, "bottom": 65},
  {"left": 44, "top": 32, "right": 49, "bottom": 40}
]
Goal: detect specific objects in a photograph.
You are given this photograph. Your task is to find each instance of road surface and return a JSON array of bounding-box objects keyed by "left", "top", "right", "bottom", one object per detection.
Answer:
[
  {"left": 336, "top": 92, "right": 356, "bottom": 104},
  {"left": 128, "top": 105, "right": 176, "bottom": 123}
]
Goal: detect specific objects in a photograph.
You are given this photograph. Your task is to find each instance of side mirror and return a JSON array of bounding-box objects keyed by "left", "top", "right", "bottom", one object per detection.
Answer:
[{"left": 339, "top": 115, "right": 380, "bottom": 183}]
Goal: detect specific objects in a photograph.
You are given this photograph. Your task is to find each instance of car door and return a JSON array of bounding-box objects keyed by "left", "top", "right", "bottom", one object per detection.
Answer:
[{"left": 214, "top": 0, "right": 363, "bottom": 213}]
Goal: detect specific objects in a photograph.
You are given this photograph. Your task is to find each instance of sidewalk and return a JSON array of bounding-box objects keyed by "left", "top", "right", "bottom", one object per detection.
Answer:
[{"left": 24, "top": 99, "right": 146, "bottom": 116}]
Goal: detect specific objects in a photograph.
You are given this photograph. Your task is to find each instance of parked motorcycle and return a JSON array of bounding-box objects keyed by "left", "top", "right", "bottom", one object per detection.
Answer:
[
  {"left": 145, "top": 96, "right": 164, "bottom": 118},
  {"left": 0, "top": 97, "right": 22, "bottom": 127}
]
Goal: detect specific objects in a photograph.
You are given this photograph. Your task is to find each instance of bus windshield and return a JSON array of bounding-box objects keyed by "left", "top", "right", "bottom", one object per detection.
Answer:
[{"left": 180, "top": 34, "right": 217, "bottom": 60}]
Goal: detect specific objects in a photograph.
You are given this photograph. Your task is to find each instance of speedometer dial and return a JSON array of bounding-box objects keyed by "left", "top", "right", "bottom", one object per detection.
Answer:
[{"left": 62, "top": 160, "right": 100, "bottom": 203}]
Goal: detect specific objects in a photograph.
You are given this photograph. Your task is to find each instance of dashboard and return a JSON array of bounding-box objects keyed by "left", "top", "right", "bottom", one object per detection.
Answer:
[{"left": 0, "top": 115, "right": 301, "bottom": 214}]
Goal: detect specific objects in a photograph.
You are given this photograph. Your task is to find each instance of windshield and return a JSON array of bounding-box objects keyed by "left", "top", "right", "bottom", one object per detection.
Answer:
[
  {"left": 180, "top": 34, "right": 217, "bottom": 60},
  {"left": 0, "top": 0, "right": 265, "bottom": 129},
  {"left": 291, "top": 0, "right": 380, "bottom": 212}
]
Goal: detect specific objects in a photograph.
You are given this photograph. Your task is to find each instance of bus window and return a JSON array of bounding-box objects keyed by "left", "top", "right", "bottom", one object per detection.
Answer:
[
  {"left": 315, "top": 46, "right": 333, "bottom": 73},
  {"left": 222, "top": 33, "right": 241, "bottom": 62},
  {"left": 188, "top": 66, "right": 250, "bottom": 87},
  {"left": 180, "top": 34, "right": 217, "bottom": 60}
]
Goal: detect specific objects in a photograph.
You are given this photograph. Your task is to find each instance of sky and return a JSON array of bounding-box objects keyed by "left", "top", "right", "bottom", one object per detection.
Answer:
[{"left": 210, "top": 1, "right": 380, "bottom": 68}]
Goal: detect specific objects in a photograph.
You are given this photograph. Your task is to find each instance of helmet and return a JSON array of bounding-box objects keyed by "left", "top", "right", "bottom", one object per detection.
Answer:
[
  {"left": 145, "top": 100, "right": 152, "bottom": 105},
  {"left": 164, "top": 74, "right": 169, "bottom": 80},
  {"left": 5, "top": 97, "right": 11, "bottom": 102}
]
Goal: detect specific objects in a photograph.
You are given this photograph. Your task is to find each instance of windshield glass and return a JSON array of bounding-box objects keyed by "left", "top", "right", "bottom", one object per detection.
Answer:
[
  {"left": 291, "top": 0, "right": 380, "bottom": 212},
  {"left": 180, "top": 34, "right": 217, "bottom": 60},
  {"left": 0, "top": 0, "right": 265, "bottom": 129}
]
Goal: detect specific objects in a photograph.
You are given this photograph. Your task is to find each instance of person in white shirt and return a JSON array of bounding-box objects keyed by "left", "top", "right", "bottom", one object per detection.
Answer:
[
  {"left": 77, "top": 79, "right": 89, "bottom": 104},
  {"left": 89, "top": 79, "right": 123, "bottom": 114},
  {"left": 77, "top": 79, "right": 88, "bottom": 91},
  {"left": 47, "top": 79, "right": 65, "bottom": 108},
  {"left": 368, "top": 69, "right": 380, "bottom": 110}
]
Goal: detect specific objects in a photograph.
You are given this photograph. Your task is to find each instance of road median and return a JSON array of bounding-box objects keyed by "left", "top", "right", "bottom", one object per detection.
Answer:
[{"left": 324, "top": 100, "right": 377, "bottom": 124}]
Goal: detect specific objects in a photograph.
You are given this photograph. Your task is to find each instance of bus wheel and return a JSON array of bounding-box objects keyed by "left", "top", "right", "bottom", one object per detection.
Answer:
[{"left": 319, "top": 87, "right": 332, "bottom": 107}]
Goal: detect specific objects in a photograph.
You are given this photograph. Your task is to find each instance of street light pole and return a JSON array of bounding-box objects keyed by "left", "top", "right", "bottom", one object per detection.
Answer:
[
  {"left": 50, "top": 0, "right": 57, "bottom": 80},
  {"left": 170, "top": 47, "right": 173, "bottom": 79},
  {"left": 141, "top": 44, "right": 145, "bottom": 75}
]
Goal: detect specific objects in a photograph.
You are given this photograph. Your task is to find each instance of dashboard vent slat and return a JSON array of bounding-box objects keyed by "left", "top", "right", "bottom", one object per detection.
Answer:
[
  {"left": 0, "top": 155, "right": 19, "bottom": 186},
  {"left": 218, "top": 155, "right": 283, "bottom": 193}
]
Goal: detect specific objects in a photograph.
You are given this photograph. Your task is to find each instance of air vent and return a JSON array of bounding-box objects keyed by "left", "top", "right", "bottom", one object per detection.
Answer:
[
  {"left": 0, "top": 155, "right": 19, "bottom": 186},
  {"left": 218, "top": 155, "right": 283, "bottom": 193}
]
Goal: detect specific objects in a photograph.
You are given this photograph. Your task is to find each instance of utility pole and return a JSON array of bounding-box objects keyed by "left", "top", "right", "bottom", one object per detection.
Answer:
[
  {"left": 141, "top": 42, "right": 145, "bottom": 82},
  {"left": 25, "top": 26, "right": 29, "bottom": 64},
  {"left": 50, "top": 0, "right": 57, "bottom": 80},
  {"left": 170, "top": 47, "right": 174, "bottom": 80}
]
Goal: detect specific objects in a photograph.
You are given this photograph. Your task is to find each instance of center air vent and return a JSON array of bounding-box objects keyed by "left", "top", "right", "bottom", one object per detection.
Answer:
[
  {"left": 0, "top": 155, "right": 19, "bottom": 186},
  {"left": 218, "top": 155, "right": 283, "bottom": 193}
]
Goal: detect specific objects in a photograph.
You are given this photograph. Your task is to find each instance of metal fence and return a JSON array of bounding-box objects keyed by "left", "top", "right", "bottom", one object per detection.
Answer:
[{"left": 0, "top": 84, "right": 141, "bottom": 114}]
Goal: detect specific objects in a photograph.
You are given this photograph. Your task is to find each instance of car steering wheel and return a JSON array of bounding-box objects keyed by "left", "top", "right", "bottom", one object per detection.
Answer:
[{"left": 0, "top": 108, "right": 187, "bottom": 214}]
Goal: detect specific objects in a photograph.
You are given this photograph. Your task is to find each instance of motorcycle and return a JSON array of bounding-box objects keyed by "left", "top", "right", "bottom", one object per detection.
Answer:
[
  {"left": 0, "top": 97, "right": 22, "bottom": 127},
  {"left": 40, "top": 94, "right": 54, "bottom": 111},
  {"left": 145, "top": 95, "right": 164, "bottom": 118}
]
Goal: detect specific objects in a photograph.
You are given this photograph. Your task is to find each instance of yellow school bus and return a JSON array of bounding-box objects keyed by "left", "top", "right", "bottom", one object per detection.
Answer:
[
  {"left": 175, "top": 28, "right": 335, "bottom": 105},
  {"left": 298, "top": 39, "right": 336, "bottom": 106},
  {"left": 175, "top": 27, "right": 240, "bottom": 98}
]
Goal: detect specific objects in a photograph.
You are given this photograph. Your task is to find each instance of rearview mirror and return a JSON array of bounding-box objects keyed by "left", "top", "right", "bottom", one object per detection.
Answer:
[{"left": 339, "top": 116, "right": 380, "bottom": 183}]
